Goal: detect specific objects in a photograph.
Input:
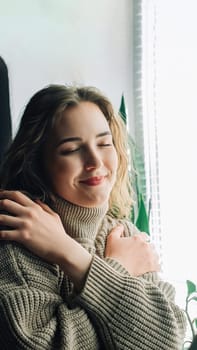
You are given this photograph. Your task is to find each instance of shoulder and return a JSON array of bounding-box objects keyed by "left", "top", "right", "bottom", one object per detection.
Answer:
[
  {"left": 101, "top": 214, "right": 140, "bottom": 237},
  {"left": 95, "top": 214, "right": 140, "bottom": 259}
]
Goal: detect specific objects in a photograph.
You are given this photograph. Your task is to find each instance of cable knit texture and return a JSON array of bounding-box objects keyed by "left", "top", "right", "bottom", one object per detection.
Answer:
[{"left": 0, "top": 196, "right": 186, "bottom": 349}]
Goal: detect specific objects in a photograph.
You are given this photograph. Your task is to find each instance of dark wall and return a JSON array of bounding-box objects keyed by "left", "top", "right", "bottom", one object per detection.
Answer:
[{"left": 0, "top": 57, "right": 12, "bottom": 165}]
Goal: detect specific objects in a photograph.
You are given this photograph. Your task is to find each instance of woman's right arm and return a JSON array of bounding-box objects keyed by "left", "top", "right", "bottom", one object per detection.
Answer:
[
  {"left": 76, "top": 254, "right": 186, "bottom": 350},
  {"left": 73, "top": 224, "right": 186, "bottom": 350},
  {"left": 59, "top": 223, "right": 186, "bottom": 350}
]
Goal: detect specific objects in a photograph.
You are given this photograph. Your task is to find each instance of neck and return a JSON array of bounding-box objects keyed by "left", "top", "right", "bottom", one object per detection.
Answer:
[{"left": 53, "top": 196, "right": 108, "bottom": 253}]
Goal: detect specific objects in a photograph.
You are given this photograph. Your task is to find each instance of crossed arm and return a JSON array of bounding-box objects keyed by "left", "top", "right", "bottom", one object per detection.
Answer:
[
  {"left": 0, "top": 190, "right": 160, "bottom": 289},
  {"left": 0, "top": 190, "right": 186, "bottom": 349}
]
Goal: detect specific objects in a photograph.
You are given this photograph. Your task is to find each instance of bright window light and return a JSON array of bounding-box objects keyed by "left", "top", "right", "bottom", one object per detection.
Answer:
[{"left": 138, "top": 0, "right": 197, "bottom": 312}]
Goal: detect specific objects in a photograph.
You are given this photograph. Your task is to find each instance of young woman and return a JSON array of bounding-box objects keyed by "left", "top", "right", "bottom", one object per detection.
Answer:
[{"left": 0, "top": 85, "right": 186, "bottom": 349}]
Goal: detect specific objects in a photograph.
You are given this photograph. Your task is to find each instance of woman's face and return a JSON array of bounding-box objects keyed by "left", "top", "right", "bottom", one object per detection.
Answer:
[{"left": 44, "top": 101, "right": 118, "bottom": 207}]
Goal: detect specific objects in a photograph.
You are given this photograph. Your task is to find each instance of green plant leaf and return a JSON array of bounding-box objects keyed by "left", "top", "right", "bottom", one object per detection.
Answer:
[
  {"left": 119, "top": 94, "right": 127, "bottom": 124},
  {"left": 186, "top": 280, "right": 197, "bottom": 297},
  {"left": 192, "top": 318, "right": 197, "bottom": 328},
  {"left": 194, "top": 319, "right": 197, "bottom": 328},
  {"left": 135, "top": 193, "right": 150, "bottom": 234},
  {"left": 188, "top": 295, "right": 197, "bottom": 303},
  {"left": 118, "top": 95, "right": 150, "bottom": 231}
]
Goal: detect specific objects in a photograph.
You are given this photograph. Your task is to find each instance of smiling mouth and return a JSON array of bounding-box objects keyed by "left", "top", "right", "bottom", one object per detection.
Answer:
[{"left": 80, "top": 176, "right": 107, "bottom": 186}]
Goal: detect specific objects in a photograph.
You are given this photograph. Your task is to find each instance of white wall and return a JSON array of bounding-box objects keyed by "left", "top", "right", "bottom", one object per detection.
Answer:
[{"left": 0, "top": 0, "right": 134, "bottom": 134}]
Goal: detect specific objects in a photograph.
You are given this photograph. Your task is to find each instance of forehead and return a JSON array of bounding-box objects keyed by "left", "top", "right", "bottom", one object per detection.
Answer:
[{"left": 52, "top": 101, "right": 111, "bottom": 139}]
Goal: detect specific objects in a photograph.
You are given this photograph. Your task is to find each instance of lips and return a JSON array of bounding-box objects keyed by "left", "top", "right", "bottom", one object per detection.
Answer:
[{"left": 80, "top": 176, "right": 106, "bottom": 186}]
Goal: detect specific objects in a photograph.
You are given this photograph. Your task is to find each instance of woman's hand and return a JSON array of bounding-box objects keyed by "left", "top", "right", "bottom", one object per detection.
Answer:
[
  {"left": 0, "top": 190, "right": 92, "bottom": 291},
  {"left": 105, "top": 225, "right": 160, "bottom": 276},
  {"left": 0, "top": 190, "right": 70, "bottom": 263}
]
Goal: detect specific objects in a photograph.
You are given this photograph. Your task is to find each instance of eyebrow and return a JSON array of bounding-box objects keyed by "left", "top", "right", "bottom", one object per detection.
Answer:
[{"left": 56, "top": 131, "right": 112, "bottom": 147}]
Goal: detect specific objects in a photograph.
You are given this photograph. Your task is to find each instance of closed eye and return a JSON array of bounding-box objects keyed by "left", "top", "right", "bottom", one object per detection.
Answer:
[{"left": 60, "top": 148, "right": 80, "bottom": 155}]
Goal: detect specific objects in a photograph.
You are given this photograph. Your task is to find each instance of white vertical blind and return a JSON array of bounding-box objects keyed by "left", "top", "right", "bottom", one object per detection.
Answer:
[
  {"left": 133, "top": 0, "right": 162, "bottom": 259},
  {"left": 132, "top": 1, "right": 147, "bottom": 207},
  {"left": 134, "top": 0, "right": 197, "bottom": 314},
  {"left": 141, "top": 0, "right": 163, "bottom": 260}
]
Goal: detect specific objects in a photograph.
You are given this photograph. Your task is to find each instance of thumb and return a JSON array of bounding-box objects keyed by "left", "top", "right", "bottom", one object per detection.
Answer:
[{"left": 107, "top": 224, "right": 124, "bottom": 241}]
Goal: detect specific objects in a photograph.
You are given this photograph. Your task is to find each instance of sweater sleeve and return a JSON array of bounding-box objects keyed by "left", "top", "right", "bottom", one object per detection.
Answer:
[
  {"left": 77, "top": 217, "right": 186, "bottom": 350},
  {"left": 77, "top": 255, "right": 186, "bottom": 350},
  {"left": 0, "top": 242, "right": 100, "bottom": 350}
]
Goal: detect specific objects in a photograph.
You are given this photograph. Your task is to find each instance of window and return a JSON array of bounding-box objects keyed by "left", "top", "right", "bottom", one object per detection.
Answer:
[{"left": 133, "top": 0, "right": 197, "bottom": 313}]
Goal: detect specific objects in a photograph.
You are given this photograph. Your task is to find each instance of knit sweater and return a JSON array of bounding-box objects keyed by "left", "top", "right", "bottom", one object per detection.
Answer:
[{"left": 0, "top": 196, "right": 186, "bottom": 350}]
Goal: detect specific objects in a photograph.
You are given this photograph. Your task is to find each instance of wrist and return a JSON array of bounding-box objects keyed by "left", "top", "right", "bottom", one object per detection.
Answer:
[{"left": 57, "top": 235, "right": 93, "bottom": 291}]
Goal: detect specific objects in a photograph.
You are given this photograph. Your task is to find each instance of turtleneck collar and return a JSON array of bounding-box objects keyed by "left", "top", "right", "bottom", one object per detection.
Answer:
[{"left": 53, "top": 195, "right": 108, "bottom": 253}]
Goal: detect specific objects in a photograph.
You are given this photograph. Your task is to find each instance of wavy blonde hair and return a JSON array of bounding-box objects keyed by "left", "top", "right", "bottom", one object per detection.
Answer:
[
  {"left": 0, "top": 84, "right": 133, "bottom": 219},
  {"left": 108, "top": 113, "right": 133, "bottom": 218}
]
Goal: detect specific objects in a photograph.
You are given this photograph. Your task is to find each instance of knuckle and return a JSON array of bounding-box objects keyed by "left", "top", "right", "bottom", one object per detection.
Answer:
[
  {"left": 14, "top": 190, "right": 21, "bottom": 199},
  {"left": 21, "top": 218, "right": 32, "bottom": 231},
  {"left": 132, "top": 234, "right": 139, "bottom": 242},
  {"left": 0, "top": 214, "right": 5, "bottom": 222},
  {"left": 143, "top": 240, "right": 149, "bottom": 247},
  {"left": 15, "top": 190, "right": 20, "bottom": 196},
  {"left": 27, "top": 209, "right": 34, "bottom": 219},
  {"left": 21, "top": 229, "right": 31, "bottom": 241},
  {"left": 26, "top": 207, "right": 37, "bottom": 220},
  {"left": 0, "top": 198, "right": 9, "bottom": 208},
  {"left": 0, "top": 231, "right": 6, "bottom": 239}
]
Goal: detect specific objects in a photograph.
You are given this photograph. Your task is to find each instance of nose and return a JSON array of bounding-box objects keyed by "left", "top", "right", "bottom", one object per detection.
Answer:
[{"left": 84, "top": 148, "right": 102, "bottom": 171}]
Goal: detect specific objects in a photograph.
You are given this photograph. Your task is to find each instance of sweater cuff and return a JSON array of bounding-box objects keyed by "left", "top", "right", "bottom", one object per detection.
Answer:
[
  {"left": 104, "top": 257, "right": 130, "bottom": 275},
  {"left": 140, "top": 272, "right": 176, "bottom": 300},
  {"left": 76, "top": 255, "right": 132, "bottom": 322},
  {"left": 100, "top": 257, "right": 175, "bottom": 301}
]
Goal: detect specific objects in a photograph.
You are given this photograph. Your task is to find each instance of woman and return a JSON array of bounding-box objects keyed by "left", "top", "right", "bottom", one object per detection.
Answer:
[{"left": 0, "top": 85, "right": 186, "bottom": 349}]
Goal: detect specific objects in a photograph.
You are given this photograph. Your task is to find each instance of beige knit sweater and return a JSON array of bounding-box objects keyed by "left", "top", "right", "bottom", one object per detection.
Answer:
[{"left": 0, "top": 196, "right": 186, "bottom": 349}]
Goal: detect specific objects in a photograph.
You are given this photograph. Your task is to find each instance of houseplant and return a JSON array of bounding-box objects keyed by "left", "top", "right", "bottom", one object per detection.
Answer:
[
  {"left": 119, "top": 94, "right": 150, "bottom": 234},
  {"left": 183, "top": 280, "right": 197, "bottom": 349}
]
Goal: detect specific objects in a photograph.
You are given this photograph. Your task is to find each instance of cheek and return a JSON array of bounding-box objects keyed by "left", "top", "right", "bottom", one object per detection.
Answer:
[
  {"left": 49, "top": 158, "right": 79, "bottom": 183},
  {"left": 46, "top": 158, "right": 67, "bottom": 183}
]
